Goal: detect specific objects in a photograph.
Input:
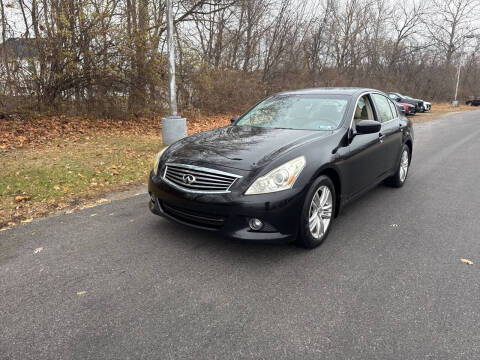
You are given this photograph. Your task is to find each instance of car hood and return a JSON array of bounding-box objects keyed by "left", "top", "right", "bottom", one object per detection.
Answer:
[{"left": 165, "top": 125, "right": 332, "bottom": 171}]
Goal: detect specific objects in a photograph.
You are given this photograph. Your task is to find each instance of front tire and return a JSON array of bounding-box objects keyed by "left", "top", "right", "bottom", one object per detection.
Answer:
[
  {"left": 386, "top": 145, "right": 410, "bottom": 188},
  {"left": 297, "top": 176, "right": 335, "bottom": 249}
]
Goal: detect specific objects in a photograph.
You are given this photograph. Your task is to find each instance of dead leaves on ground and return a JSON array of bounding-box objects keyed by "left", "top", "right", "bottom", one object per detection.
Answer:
[
  {"left": 0, "top": 114, "right": 163, "bottom": 151},
  {"left": 110, "top": 165, "right": 121, "bottom": 176},
  {"left": 0, "top": 196, "right": 113, "bottom": 230},
  {"left": 15, "top": 195, "right": 31, "bottom": 203},
  {"left": 0, "top": 113, "right": 234, "bottom": 152},
  {"left": 187, "top": 114, "right": 232, "bottom": 135}
]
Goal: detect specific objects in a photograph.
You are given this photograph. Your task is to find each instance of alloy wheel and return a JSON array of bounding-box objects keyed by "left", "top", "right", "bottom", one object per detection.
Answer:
[
  {"left": 308, "top": 186, "right": 333, "bottom": 239},
  {"left": 399, "top": 149, "right": 409, "bottom": 182}
]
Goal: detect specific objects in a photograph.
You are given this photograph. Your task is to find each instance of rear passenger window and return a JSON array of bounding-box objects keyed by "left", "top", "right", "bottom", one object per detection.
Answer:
[
  {"left": 388, "top": 99, "right": 398, "bottom": 118},
  {"left": 372, "top": 94, "right": 394, "bottom": 123}
]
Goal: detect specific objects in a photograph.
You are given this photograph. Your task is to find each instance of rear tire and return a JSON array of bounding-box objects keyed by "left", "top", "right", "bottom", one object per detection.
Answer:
[
  {"left": 386, "top": 145, "right": 410, "bottom": 188},
  {"left": 296, "top": 176, "right": 336, "bottom": 249}
]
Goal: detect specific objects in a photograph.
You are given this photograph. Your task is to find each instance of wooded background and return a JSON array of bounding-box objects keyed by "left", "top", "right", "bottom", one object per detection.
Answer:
[{"left": 1, "top": 0, "right": 479, "bottom": 118}]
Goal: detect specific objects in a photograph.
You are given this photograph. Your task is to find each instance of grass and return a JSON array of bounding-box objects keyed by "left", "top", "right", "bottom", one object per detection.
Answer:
[{"left": 0, "top": 134, "right": 163, "bottom": 228}]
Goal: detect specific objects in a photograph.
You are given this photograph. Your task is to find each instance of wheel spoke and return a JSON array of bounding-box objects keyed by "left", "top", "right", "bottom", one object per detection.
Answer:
[
  {"left": 311, "top": 216, "right": 318, "bottom": 237},
  {"left": 313, "top": 192, "right": 321, "bottom": 208},
  {"left": 316, "top": 214, "right": 324, "bottom": 236},
  {"left": 322, "top": 217, "right": 330, "bottom": 231},
  {"left": 319, "top": 187, "right": 330, "bottom": 206}
]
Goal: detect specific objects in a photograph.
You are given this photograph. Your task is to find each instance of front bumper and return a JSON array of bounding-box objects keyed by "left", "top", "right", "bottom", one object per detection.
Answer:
[{"left": 148, "top": 171, "right": 306, "bottom": 242}]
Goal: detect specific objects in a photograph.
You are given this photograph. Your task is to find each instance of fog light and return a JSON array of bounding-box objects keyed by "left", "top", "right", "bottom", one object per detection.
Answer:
[{"left": 249, "top": 218, "right": 264, "bottom": 231}]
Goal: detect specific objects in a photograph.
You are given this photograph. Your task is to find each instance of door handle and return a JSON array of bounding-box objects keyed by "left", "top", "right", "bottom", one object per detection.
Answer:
[{"left": 379, "top": 133, "right": 386, "bottom": 142}]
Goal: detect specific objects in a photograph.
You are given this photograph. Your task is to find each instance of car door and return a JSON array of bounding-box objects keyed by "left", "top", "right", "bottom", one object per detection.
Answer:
[
  {"left": 371, "top": 93, "right": 403, "bottom": 174},
  {"left": 338, "top": 93, "right": 386, "bottom": 199}
]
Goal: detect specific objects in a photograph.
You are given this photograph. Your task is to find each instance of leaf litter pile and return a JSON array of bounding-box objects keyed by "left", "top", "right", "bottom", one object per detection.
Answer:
[{"left": 0, "top": 114, "right": 232, "bottom": 229}]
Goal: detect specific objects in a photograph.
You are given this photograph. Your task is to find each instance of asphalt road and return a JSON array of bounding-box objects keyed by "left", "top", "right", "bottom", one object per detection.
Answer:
[{"left": 2, "top": 110, "right": 480, "bottom": 360}]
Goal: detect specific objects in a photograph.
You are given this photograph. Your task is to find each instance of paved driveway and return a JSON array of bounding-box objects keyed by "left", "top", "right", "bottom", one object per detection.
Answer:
[{"left": 2, "top": 110, "right": 480, "bottom": 359}]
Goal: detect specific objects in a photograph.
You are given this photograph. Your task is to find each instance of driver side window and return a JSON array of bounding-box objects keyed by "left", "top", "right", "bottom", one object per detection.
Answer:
[{"left": 353, "top": 95, "right": 375, "bottom": 125}]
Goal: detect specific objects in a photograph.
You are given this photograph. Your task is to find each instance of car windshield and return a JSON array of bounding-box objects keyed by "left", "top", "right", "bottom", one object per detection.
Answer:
[{"left": 236, "top": 95, "right": 349, "bottom": 131}]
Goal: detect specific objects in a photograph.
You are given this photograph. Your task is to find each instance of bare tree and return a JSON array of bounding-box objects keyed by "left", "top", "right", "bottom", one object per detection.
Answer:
[
  {"left": 426, "top": 0, "right": 480, "bottom": 65},
  {"left": 1, "top": 0, "right": 480, "bottom": 117}
]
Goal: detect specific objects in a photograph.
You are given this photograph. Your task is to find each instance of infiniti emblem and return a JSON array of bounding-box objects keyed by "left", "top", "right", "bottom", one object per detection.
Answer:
[{"left": 182, "top": 174, "right": 196, "bottom": 184}]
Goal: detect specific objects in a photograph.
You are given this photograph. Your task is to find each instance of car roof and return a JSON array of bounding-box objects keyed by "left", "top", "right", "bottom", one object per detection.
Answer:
[{"left": 276, "top": 87, "right": 380, "bottom": 97}]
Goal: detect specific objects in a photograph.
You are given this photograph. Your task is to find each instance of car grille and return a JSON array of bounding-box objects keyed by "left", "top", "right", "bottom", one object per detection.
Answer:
[
  {"left": 163, "top": 163, "right": 242, "bottom": 193},
  {"left": 161, "top": 201, "right": 226, "bottom": 229}
]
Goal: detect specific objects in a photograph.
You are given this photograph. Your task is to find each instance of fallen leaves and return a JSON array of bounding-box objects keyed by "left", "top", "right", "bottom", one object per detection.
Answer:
[
  {"left": 0, "top": 115, "right": 163, "bottom": 151},
  {"left": 188, "top": 114, "right": 232, "bottom": 135},
  {"left": 76, "top": 291, "right": 87, "bottom": 296},
  {"left": 15, "top": 195, "right": 31, "bottom": 203},
  {"left": 34, "top": 247, "right": 43, "bottom": 254},
  {"left": 460, "top": 258, "right": 474, "bottom": 265},
  {"left": 0, "top": 113, "right": 234, "bottom": 152}
]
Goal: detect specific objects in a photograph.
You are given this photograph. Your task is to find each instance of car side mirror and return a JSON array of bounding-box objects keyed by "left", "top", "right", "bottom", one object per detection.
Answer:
[
  {"left": 355, "top": 120, "right": 381, "bottom": 134},
  {"left": 231, "top": 116, "right": 239, "bottom": 124}
]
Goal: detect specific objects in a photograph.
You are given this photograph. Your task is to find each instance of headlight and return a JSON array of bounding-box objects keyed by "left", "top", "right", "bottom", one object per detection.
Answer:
[
  {"left": 245, "top": 156, "right": 306, "bottom": 195},
  {"left": 153, "top": 147, "right": 168, "bottom": 176}
]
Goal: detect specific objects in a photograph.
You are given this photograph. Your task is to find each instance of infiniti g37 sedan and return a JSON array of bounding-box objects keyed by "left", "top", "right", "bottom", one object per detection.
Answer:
[{"left": 148, "top": 88, "right": 413, "bottom": 248}]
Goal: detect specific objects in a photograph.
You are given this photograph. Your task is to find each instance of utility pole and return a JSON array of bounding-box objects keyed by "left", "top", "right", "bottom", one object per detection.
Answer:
[
  {"left": 453, "top": 34, "right": 475, "bottom": 106},
  {"left": 162, "top": 0, "right": 187, "bottom": 145}
]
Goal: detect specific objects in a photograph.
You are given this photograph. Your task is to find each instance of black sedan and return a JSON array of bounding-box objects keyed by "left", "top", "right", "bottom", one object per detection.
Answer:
[
  {"left": 148, "top": 88, "right": 413, "bottom": 248},
  {"left": 466, "top": 97, "right": 480, "bottom": 106}
]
